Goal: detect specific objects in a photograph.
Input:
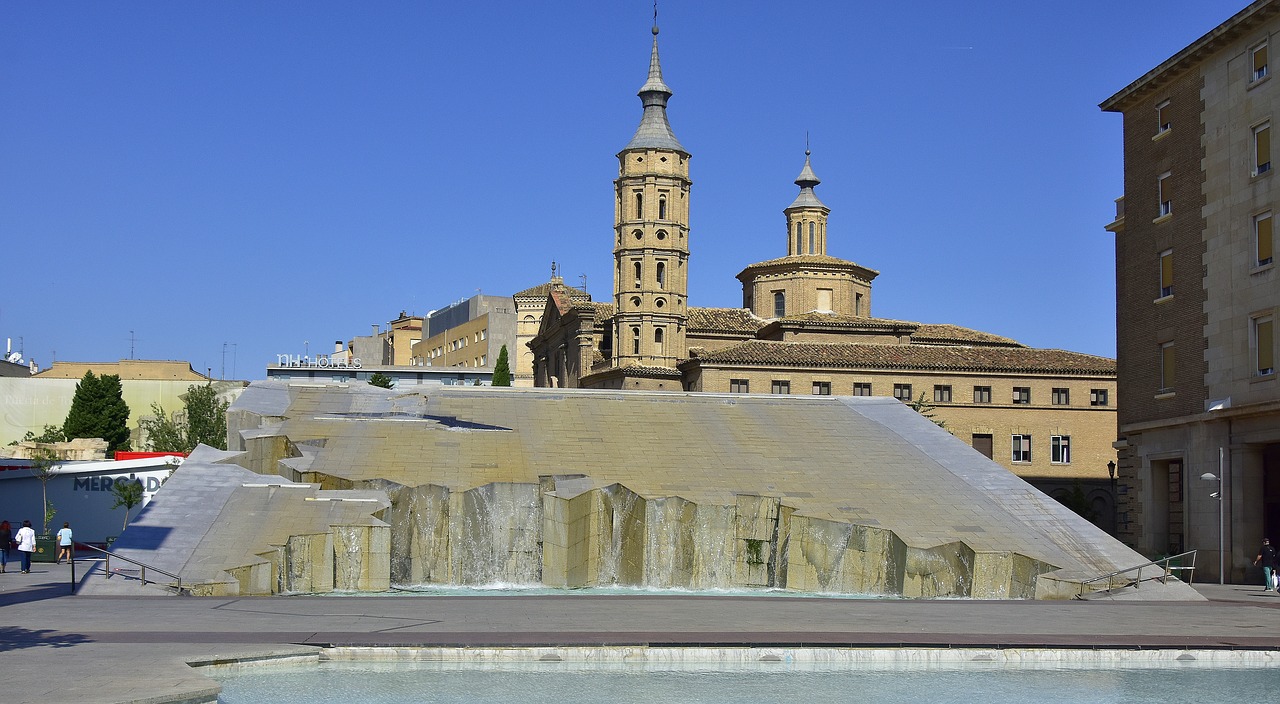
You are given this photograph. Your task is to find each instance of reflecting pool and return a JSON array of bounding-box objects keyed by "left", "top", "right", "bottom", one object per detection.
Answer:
[{"left": 213, "top": 658, "right": 1269, "bottom": 704}]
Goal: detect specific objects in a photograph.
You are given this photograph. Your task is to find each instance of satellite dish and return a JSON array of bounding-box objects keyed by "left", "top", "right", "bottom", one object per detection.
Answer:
[{"left": 6, "top": 353, "right": 21, "bottom": 363}]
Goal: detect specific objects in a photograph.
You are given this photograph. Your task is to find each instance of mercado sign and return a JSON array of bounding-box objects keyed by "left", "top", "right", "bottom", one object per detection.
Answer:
[{"left": 275, "top": 354, "right": 363, "bottom": 369}]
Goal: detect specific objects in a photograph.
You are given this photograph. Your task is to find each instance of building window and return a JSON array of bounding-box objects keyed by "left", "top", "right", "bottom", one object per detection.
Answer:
[
  {"left": 730, "top": 379, "right": 749, "bottom": 394},
  {"left": 795, "top": 222, "right": 802, "bottom": 255},
  {"left": 893, "top": 383, "right": 913, "bottom": 402},
  {"left": 1159, "top": 248, "right": 1173, "bottom": 298},
  {"left": 1258, "top": 212, "right": 1274, "bottom": 266},
  {"left": 1157, "top": 172, "right": 1172, "bottom": 217},
  {"left": 972, "top": 434, "right": 994, "bottom": 459},
  {"left": 1253, "top": 41, "right": 1269, "bottom": 82},
  {"left": 1156, "top": 100, "right": 1171, "bottom": 133},
  {"left": 808, "top": 222, "right": 816, "bottom": 254},
  {"left": 855, "top": 292, "right": 863, "bottom": 317},
  {"left": 632, "top": 327, "right": 641, "bottom": 355},
  {"left": 852, "top": 382, "right": 872, "bottom": 396},
  {"left": 773, "top": 291, "right": 785, "bottom": 318},
  {"left": 1160, "top": 341, "right": 1175, "bottom": 392},
  {"left": 1255, "top": 314, "right": 1275, "bottom": 376},
  {"left": 480, "top": 355, "right": 487, "bottom": 366},
  {"left": 656, "top": 261, "right": 666, "bottom": 289},
  {"left": 1051, "top": 435, "right": 1071, "bottom": 464},
  {"left": 658, "top": 196, "right": 667, "bottom": 220},
  {"left": 933, "top": 385, "right": 952, "bottom": 403},
  {"left": 973, "top": 386, "right": 991, "bottom": 403},
  {"left": 654, "top": 327, "right": 665, "bottom": 355},
  {"left": 1012, "top": 434, "right": 1032, "bottom": 463},
  {"left": 771, "top": 380, "right": 790, "bottom": 395},
  {"left": 812, "top": 381, "right": 831, "bottom": 395},
  {"left": 635, "top": 192, "right": 643, "bottom": 219},
  {"left": 1051, "top": 388, "right": 1069, "bottom": 405},
  {"left": 1012, "top": 387, "right": 1031, "bottom": 404},
  {"left": 1256, "top": 122, "right": 1272, "bottom": 175},
  {"left": 634, "top": 261, "right": 642, "bottom": 287},
  {"left": 1090, "top": 388, "right": 1109, "bottom": 406}
]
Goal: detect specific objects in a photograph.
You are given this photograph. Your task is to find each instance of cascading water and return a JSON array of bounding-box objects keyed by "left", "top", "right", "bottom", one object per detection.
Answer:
[
  {"left": 333, "top": 525, "right": 366, "bottom": 591},
  {"left": 455, "top": 483, "right": 542, "bottom": 585}
]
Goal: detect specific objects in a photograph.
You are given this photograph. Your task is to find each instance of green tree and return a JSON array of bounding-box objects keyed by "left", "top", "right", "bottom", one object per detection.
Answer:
[
  {"left": 110, "top": 478, "right": 145, "bottom": 530},
  {"left": 62, "top": 371, "right": 131, "bottom": 453},
  {"left": 368, "top": 372, "right": 394, "bottom": 389},
  {"left": 907, "top": 392, "right": 947, "bottom": 430},
  {"left": 11, "top": 424, "right": 64, "bottom": 445},
  {"left": 138, "top": 383, "right": 229, "bottom": 452},
  {"left": 491, "top": 345, "right": 512, "bottom": 386},
  {"left": 30, "top": 448, "right": 58, "bottom": 535},
  {"left": 184, "top": 383, "right": 228, "bottom": 449}
]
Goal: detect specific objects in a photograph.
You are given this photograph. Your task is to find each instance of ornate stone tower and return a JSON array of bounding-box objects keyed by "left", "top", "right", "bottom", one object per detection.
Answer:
[{"left": 612, "top": 23, "right": 691, "bottom": 369}]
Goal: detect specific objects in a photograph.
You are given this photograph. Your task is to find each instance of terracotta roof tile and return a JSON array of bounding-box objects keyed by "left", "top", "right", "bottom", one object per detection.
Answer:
[
  {"left": 687, "top": 307, "right": 765, "bottom": 334},
  {"left": 514, "top": 281, "right": 589, "bottom": 299},
  {"left": 770, "top": 313, "right": 1024, "bottom": 348},
  {"left": 690, "top": 340, "right": 1114, "bottom": 375}
]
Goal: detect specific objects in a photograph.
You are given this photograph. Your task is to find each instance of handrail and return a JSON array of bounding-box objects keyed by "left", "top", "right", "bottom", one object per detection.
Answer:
[
  {"left": 80, "top": 544, "right": 184, "bottom": 594},
  {"left": 1077, "top": 549, "right": 1196, "bottom": 598}
]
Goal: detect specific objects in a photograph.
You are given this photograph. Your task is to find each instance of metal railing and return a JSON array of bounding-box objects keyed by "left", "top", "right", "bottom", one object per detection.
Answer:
[
  {"left": 1077, "top": 549, "right": 1197, "bottom": 598},
  {"left": 80, "top": 544, "right": 183, "bottom": 594}
]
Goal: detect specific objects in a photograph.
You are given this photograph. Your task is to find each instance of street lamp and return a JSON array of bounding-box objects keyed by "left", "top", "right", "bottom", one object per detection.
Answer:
[
  {"left": 1107, "top": 460, "right": 1117, "bottom": 535},
  {"left": 1201, "top": 470, "right": 1224, "bottom": 584}
]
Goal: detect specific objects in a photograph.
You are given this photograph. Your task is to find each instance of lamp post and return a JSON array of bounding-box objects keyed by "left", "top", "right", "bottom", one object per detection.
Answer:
[
  {"left": 1201, "top": 469, "right": 1224, "bottom": 584},
  {"left": 1107, "top": 460, "right": 1117, "bottom": 535}
]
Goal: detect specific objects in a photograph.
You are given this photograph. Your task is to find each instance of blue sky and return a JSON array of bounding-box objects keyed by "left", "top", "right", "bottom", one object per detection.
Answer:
[{"left": 0, "top": 1, "right": 1247, "bottom": 378}]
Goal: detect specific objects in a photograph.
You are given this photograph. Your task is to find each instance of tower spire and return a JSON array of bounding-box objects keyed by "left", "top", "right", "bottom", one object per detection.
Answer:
[
  {"left": 785, "top": 144, "right": 830, "bottom": 256},
  {"left": 622, "top": 17, "right": 685, "bottom": 153}
]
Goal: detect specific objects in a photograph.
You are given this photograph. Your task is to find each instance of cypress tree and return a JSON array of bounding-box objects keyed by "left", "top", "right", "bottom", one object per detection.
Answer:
[
  {"left": 62, "top": 371, "right": 132, "bottom": 452},
  {"left": 492, "top": 345, "right": 512, "bottom": 386}
]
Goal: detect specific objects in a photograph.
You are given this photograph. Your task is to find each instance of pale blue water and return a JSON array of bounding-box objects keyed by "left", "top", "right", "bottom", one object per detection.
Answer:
[{"left": 213, "top": 661, "right": 1269, "bottom": 703}]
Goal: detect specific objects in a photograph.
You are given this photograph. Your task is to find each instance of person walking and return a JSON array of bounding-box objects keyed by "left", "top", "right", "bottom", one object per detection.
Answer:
[
  {"left": 0, "top": 520, "right": 12, "bottom": 573},
  {"left": 1256, "top": 538, "right": 1279, "bottom": 591},
  {"left": 56, "top": 522, "right": 73, "bottom": 563},
  {"left": 15, "top": 520, "right": 36, "bottom": 574}
]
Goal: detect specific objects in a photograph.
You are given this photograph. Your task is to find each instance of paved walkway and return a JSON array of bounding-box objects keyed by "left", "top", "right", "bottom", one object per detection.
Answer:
[{"left": 3, "top": 559, "right": 1280, "bottom": 704}]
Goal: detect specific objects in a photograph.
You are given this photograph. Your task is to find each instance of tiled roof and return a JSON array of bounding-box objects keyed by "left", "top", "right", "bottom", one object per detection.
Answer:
[
  {"left": 514, "top": 281, "right": 589, "bottom": 299},
  {"left": 582, "top": 363, "right": 683, "bottom": 381},
  {"left": 912, "top": 323, "right": 1023, "bottom": 347},
  {"left": 769, "top": 314, "right": 1024, "bottom": 348},
  {"left": 738, "top": 254, "right": 878, "bottom": 276},
  {"left": 579, "top": 302, "right": 615, "bottom": 318},
  {"left": 688, "top": 340, "right": 1114, "bottom": 375},
  {"left": 687, "top": 307, "right": 765, "bottom": 334}
]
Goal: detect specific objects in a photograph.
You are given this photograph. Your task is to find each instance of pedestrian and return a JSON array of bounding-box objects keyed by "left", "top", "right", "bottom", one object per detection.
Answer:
[
  {"left": 0, "top": 520, "right": 11, "bottom": 573},
  {"left": 56, "top": 522, "right": 73, "bottom": 564},
  {"left": 15, "top": 520, "right": 36, "bottom": 574},
  {"left": 1254, "top": 538, "right": 1279, "bottom": 591}
]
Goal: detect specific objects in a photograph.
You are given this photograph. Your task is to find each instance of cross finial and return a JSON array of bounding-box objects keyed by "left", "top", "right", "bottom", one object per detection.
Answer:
[{"left": 653, "top": 0, "right": 658, "bottom": 32}]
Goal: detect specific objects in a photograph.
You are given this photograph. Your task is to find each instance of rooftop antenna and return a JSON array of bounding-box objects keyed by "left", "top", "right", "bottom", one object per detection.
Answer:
[
  {"left": 551, "top": 261, "right": 558, "bottom": 279},
  {"left": 579, "top": 274, "right": 588, "bottom": 295},
  {"left": 129, "top": 330, "right": 137, "bottom": 359}
]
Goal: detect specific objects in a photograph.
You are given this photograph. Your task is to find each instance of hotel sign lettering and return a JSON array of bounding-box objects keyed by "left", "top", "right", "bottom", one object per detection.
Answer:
[{"left": 276, "top": 355, "right": 363, "bottom": 369}]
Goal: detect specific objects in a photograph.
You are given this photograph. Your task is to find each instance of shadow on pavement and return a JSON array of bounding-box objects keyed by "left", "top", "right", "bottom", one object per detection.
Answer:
[{"left": 0, "top": 626, "right": 92, "bottom": 651}]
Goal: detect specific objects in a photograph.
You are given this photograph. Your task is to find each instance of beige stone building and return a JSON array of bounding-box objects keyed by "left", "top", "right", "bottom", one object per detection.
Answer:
[
  {"left": 1101, "top": 0, "right": 1280, "bottom": 580},
  {"left": 513, "top": 275, "right": 589, "bottom": 387},
  {"left": 529, "top": 25, "right": 1119, "bottom": 517}
]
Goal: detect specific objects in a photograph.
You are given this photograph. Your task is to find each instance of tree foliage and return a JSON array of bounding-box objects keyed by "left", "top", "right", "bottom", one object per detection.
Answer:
[
  {"left": 62, "top": 371, "right": 132, "bottom": 452},
  {"left": 16, "top": 424, "right": 64, "bottom": 444},
  {"left": 138, "top": 383, "right": 229, "bottom": 452},
  {"left": 907, "top": 392, "right": 947, "bottom": 430},
  {"left": 491, "top": 345, "right": 512, "bottom": 386},
  {"left": 111, "top": 478, "right": 145, "bottom": 530},
  {"left": 30, "top": 448, "right": 58, "bottom": 535},
  {"left": 368, "top": 372, "right": 394, "bottom": 389}
]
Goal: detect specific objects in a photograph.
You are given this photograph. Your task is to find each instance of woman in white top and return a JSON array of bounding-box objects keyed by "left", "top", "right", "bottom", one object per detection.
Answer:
[{"left": 15, "top": 520, "right": 36, "bottom": 574}]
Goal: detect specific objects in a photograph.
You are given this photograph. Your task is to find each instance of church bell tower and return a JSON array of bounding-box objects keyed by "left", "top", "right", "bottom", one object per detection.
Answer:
[{"left": 612, "top": 22, "right": 691, "bottom": 369}]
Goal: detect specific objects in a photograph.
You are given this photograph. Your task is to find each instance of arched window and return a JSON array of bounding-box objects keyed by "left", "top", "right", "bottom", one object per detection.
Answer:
[
  {"left": 809, "top": 222, "right": 815, "bottom": 254},
  {"left": 658, "top": 197, "right": 667, "bottom": 220},
  {"left": 656, "top": 262, "right": 666, "bottom": 289},
  {"left": 655, "top": 327, "right": 665, "bottom": 355},
  {"left": 795, "top": 222, "right": 802, "bottom": 254},
  {"left": 633, "top": 261, "right": 642, "bottom": 287},
  {"left": 632, "top": 327, "right": 641, "bottom": 355},
  {"left": 773, "top": 291, "right": 785, "bottom": 318},
  {"left": 635, "top": 192, "right": 644, "bottom": 219}
]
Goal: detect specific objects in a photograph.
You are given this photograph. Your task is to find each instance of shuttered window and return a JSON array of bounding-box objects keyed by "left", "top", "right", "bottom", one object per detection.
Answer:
[
  {"left": 1160, "top": 342, "right": 1176, "bottom": 391},
  {"left": 1254, "top": 42, "right": 1269, "bottom": 81},
  {"left": 1159, "top": 249, "right": 1173, "bottom": 297},
  {"left": 1256, "top": 122, "right": 1272, "bottom": 175},
  {"left": 1257, "top": 316, "right": 1275, "bottom": 376}
]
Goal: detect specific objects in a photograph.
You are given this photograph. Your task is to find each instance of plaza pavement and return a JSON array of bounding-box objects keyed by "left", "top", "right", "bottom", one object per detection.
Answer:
[{"left": 2, "top": 558, "right": 1279, "bottom": 704}]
